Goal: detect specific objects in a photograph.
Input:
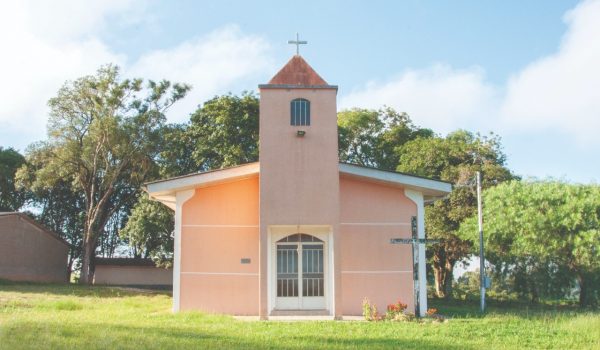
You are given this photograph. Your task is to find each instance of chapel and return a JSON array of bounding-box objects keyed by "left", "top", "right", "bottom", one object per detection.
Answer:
[{"left": 146, "top": 52, "right": 451, "bottom": 319}]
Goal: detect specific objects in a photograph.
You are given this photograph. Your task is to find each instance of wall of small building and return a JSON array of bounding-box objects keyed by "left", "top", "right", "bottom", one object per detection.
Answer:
[
  {"left": 339, "top": 176, "right": 416, "bottom": 315},
  {"left": 0, "top": 215, "right": 68, "bottom": 283},
  {"left": 179, "top": 176, "right": 259, "bottom": 315},
  {"left": 93, "top": 265, "right": 172, "bottom": 286}
]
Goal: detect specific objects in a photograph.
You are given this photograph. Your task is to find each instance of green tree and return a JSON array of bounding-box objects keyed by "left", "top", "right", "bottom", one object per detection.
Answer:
[
  {"left": 397, "top": 130, "right": 514, "bottom": 299},
  {"left": 187, "top": 92, "right": 259, "bottom": 170},
  {"left": 20, "top": 65, "right": 189, "bottom": 284},
  {"left": 0, "top": 147, "right": 28, "bottom": 211},
  {"left": 459, "top": 180, "right": 600, "bottom": 307},
  {"left": 338, "top": 107, "right": 432, "bottom": 170},
  {"left": 16, "top": 143, "right": 85, "bottom": 279},
  {"left": 120, "top": 194, "right": 174, "bottom": 267}
]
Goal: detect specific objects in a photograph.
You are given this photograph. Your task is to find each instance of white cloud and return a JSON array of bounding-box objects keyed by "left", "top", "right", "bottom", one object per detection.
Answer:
[
  {"left": 128, "top": 25, "right": 273, "bottom": 123},
  {"left": 0, "top": 1, "right": 272, "bottom": 149},
  {"left": 0, "top": 1, "right": 131, "bottom": 142},
  {"left": 339, "top": 64, "right": 498, "bottom": 133},
  {"left": 500, "top": 0, "right": 600, "bottom": 145},
  {"left": 341, "top": 0, "right": 600, "bottom": 146}
]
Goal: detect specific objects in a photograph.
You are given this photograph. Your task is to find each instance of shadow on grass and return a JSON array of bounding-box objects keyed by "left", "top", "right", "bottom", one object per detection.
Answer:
[
  {"left": 429, "top": 297, "right": 597, "bottom": 320},
  {"left": 0, "top": 279, "right": 171, "bottom": 298}
]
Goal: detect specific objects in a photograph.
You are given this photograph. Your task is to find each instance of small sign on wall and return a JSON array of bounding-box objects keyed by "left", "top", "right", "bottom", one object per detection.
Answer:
[{"left": 240, "top": 258, "right": 251, "bottom": 264}]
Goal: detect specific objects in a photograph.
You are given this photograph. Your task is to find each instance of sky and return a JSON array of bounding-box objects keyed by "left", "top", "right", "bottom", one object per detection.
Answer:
[{"left": 1, "top": 0, "right": 599, "bottom": 183}]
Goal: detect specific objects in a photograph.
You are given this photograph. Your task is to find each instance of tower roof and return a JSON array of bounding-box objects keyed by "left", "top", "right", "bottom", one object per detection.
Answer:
[{"left": 267, "top": 55, "right": 329, "bottom": 86}]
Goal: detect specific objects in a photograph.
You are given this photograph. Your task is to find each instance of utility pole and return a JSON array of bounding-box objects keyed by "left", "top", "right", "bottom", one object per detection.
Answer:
[{"left": 477, "top": 171, "right": 486, "bottom": 313}]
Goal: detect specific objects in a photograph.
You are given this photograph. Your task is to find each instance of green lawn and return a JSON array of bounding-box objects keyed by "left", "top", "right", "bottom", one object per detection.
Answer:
[{"left": 0, "top": 281, "right": 598, "bottom": 349}]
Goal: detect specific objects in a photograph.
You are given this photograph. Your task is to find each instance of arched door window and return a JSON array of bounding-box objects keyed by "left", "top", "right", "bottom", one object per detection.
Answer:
[
  {"left": 290, "top": 98, "right": 310, "bottom": 126},
  {"left": 276, "top": 233, "right": 324, "bottom": 299}
]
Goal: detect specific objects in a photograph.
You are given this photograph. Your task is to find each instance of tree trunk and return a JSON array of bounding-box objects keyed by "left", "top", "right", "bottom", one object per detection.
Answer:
[
  {"left": 66, "top": 256, "right": 73, "bottom": 282},
  {"left": 443, "top": 260, "right": 455, "bottom": 298},
  {"left": 577, "top": 273, "right": 587, "bottom": 308},
  {"left": 79, "top": 234, "right": 95, "bottom": 284},
  {"left": 433, "top": 259, "right": 455, "bottom": 299},
  {"left": 433, "top": 264, "right": 447, "bottom": 298}
]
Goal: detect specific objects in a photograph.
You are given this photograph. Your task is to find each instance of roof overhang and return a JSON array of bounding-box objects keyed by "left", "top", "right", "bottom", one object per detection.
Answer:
[
  {"left": 145, "top": 162, "right": 452, "bottom": 209},
  {"left": 144, "top": 163, "right": 260, "bottom": 209},
  {"left": 338, "top": 163, "right": 452, "bottom": 202}
]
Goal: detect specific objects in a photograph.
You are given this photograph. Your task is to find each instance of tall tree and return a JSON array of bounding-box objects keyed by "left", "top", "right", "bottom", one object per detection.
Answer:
[
  {"left": 338, "top": 107, "right": 432, "bottom": 170},
  {"left": 187, "top": 92, "right": 259, "bottom": 170},
  {"left": 397, "top": 130, "right": 514, "bottom": 298},
  {"left": 459, "top": 180, "right": 600, "bottom": 307},
  {"left": 0, "top": 147, "right": 28, "bottom": 211},
  {"left": 21, "top": 65, "right": 189, "bottom": 284}
]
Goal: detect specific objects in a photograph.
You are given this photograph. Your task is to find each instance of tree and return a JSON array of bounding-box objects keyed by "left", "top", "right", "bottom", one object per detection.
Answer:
[
  {"left": 120, "top": 194, "right": 174, "bottom": 267},
  {"left": 16, "top": 143, "right": 85, "bottom": 280},
  {"left": 338, "top": 107, "right": 432, "bottom": 170},
  {"left": 0, "top": 147, "right": 28, "bottom": 211},
  {"left": 187, "top": 92, "right": 259, "bottom": 170},
  {"left": 459, "top": 180, "right": 600, "bottom": 307},
  {"left": 21, "top": 65, "right": 189, "bottom": 284},
  {"left": 397, "top": 130, "right": 514, "bottom": 298}
]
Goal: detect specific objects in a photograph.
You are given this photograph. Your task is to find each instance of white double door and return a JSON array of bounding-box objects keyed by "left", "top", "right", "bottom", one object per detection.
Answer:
[{"left": 275, "top": 236, "right": 326, "bottom": 310}]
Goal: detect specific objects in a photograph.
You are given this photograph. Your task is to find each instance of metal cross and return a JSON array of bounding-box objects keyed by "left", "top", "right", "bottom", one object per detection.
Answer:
[
  {"left": 390, "top": 216, "right": 440, "bottom": 317},
  {"left": 288, "top": 33, "right": 307, "bottom": 55}
]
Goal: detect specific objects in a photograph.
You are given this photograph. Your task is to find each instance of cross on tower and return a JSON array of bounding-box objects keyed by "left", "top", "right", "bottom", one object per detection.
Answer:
[{"left": 288, "top": 32, "right": 307, "bottom": 55}]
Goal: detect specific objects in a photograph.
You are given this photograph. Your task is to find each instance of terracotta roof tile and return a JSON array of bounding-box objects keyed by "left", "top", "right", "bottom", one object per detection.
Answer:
[{"left": 268, "top": 55, "right": 328, "bottom": 86}]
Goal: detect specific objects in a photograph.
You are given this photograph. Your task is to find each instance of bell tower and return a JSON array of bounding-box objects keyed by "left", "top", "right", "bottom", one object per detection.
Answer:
[{"left": 258, "top": 53, "right": 341, "bottom": 318}]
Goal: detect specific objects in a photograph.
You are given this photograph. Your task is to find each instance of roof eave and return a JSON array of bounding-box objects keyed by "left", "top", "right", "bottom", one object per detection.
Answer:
[
  {"left": 339, "top": 163, "right": 453, "bottom": 198},
  {"left": 145, "top": 162, "right": 260, "bottom": 204}
]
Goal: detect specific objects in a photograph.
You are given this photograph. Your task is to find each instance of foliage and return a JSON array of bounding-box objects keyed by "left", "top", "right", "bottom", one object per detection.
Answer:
[
  {"left": 338, "top": 107, "right": 432, "bottom": 170},
  {"left": 16, "top": 144, "right": 85, "bottom": 278},
  {"left": 385, "top": 300, "right": 414, "bottom": 321},
  {"left": 18, "top": 65, "right": 189, "bottom": 283},
  {"left": 187, "top": 92, "right": 259, "bottom": 170},
  {"left": 0, "top": 147, "right": 28, "bottom": 211},
  {"left": 397, "top": 130, "right": 515, "bottom": 298},
  {"left": 156, "top": 123, "right": 199, "bottom": 178},
  {"left": 1, "top": 282, "right": 599, "bottom": 349},
  {"left": 458, "top": 180, "right": 600, "bottom": 307},
  {"left": 120, "top": 194, "right": 174, "bottom": 267},
  {"left": 362, "top": 297, "right": 380, "bottom": 321}
]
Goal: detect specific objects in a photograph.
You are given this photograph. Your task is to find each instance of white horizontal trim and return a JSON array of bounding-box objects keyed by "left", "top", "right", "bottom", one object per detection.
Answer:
[
  {"left": 182, "top": 224, "right": 259, "bottom": 228},
  {"left": 181, "top": 272, "right": 259, "bottom": 276},
  {"left": 341, "top": 270, "right": 412, "bottom": 274},
  {"left": 340, "top": 222, "right": 410, "bottom": 226}
]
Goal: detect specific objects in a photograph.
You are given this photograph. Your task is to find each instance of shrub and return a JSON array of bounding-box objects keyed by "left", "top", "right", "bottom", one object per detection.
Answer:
[{"left": 362, "top": 298, "right": 380, "bottom": 321}]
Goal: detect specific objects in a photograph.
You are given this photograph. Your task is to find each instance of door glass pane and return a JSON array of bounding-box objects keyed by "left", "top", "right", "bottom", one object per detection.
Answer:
[
  {"left": 302, "top": 244, "right": 324, "bottom": 297},
  {"left": 277, "top": 245, "right": 298, "bottom": 297}
]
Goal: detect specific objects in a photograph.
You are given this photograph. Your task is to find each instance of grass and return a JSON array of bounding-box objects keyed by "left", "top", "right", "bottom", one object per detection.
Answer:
[{"left": 1, "top": 281, "right": 599, "bottom": 349}]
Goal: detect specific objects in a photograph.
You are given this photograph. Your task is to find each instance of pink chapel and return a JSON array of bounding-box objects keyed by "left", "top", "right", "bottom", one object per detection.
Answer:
[{"left": 145, "top": 54, "right": 452, "bottom": 319}]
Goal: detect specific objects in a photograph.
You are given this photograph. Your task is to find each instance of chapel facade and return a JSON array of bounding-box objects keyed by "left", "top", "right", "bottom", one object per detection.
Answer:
[{"left": 146, "top": 54, "right": 451, "bottom": 319}]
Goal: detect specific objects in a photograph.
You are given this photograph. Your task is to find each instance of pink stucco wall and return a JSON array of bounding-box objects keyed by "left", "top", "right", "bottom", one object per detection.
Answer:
[
  {"left": 93, "top": 265, "right": 172, "bottom": 286},
  {"left": 339, "top": 175, "right": 417, "bottom": 315},
  {"left": 259, "top": 87, "right": 341, "bottom": 317},
  {"left": 0, "top": 214, "right": 68, "bottom": 283},
  {"left": 179, "top": 176, "right": 259, "bottom": 315}
]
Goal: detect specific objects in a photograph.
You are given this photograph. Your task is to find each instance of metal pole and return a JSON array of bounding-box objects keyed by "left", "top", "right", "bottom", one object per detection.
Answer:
[{"left": 477, "top": 171, "right": 486, "bottom": 313}]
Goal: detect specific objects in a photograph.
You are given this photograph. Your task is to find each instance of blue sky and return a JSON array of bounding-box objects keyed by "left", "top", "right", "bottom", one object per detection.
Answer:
[{"left": 1, "top": 0, "right": 598, "bottom": 183}]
